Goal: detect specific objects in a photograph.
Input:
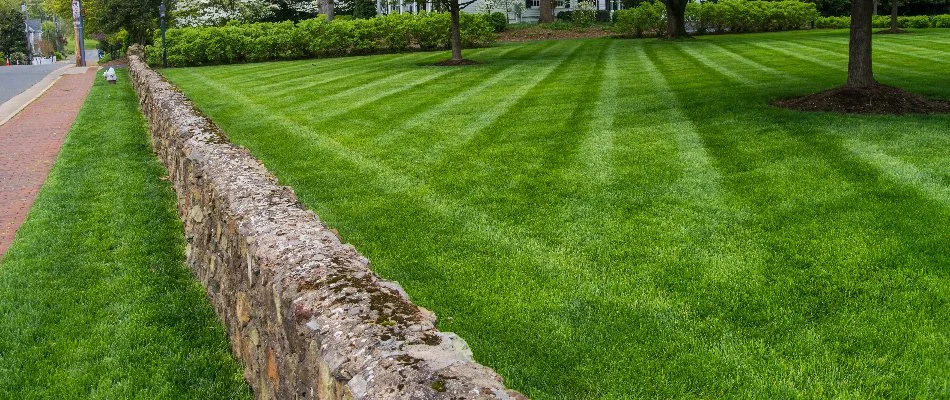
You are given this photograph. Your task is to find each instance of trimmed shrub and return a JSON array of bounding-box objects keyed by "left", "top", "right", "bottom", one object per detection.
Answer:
[
  {"left": 595, "top": 10, "right": 611, "bottom": 22},
  {"left": 613, "top": 2, "right": 665, "bottom": 37},
  {"left": 872, "top": 15, "right": 890, "bottom": 28},
  {"left": 697, "top": 0, "right": 818, "bottom": 33},
  {"left": 487, "top": 12, "right": 508, "bottom": 32},
  {"left": 556, "top": 10, "right": 573, "bottom": 22},
  {"left": 933, "top": 14, "right": 950, "bottom": 28},
  {"left": 898, "top": 15, "right": 932, "bottom": 28},
  {"left": 617, "top": 0, "right": 817, "bottom": 37},
  {"left": 145, "top": 13, "right": 495, "bottom": 66},
  {"left": 815, "top": 15, "right": 849, "bottom": 28}
]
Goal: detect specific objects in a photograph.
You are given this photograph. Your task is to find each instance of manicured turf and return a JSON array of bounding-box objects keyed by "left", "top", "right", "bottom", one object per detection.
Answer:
[
  {"left": 162, "top": 29, "right": 950, "bottom": 398},
  {"left": 0, "top": 71, "right": 252, "bottom": 398}
]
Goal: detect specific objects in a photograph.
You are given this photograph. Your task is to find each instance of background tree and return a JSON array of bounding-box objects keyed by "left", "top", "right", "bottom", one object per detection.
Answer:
[
  {"left": 848, "top": 0, "right": 874, "bottom": 87},
  {"left": 436, "top": 0, "right": 476, "bottom": 62},
  {"left": 173, "top": 0, "right": 275, "bottom": 27},
  {"left": 804, "top": 0, "right": 853, "bottom": 16},
  {"left": 265, "top": 0, "right": 320, "bottom": 21},
  {"left": 44, "top": 0, "right": 159, "bottom": 44},
  {"left": 888, "top": 0, "right": 901, "bottom": 32},
  {"left": 539, "top": 0, "right": 553, "bottom": 23},
  {"left": 660, "top": 0, "right": 689, "bottom": 38},
  {"left": 352, "top": 0, "right": 377, "bottom": 18},
  {"left": 0, "top": 6, "right": 28, "bottom": 58},
  {"left": 320, "top": 0, "right": 334, "bottom": 20}
]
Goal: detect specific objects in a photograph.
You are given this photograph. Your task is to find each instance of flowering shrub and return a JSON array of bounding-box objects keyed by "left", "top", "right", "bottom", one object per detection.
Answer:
[{"left": 573, "top": 0, "right": 597, "bottom": 27}]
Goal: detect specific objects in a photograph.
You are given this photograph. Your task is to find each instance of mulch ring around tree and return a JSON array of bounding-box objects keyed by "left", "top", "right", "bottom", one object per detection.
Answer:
[
  {"left": 433, "top": 59, "right": 481, "bottom": 66},
  {"left": 772, "top": 84, "right": 950, "bottom": 115}
]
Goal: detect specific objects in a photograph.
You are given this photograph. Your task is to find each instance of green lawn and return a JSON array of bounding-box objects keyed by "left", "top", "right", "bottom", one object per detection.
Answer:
[
  {"left": 162, "top": 29, "right": 950, "bottom": 399},
  {"left": 0, "top": 71, "right": 252, "bottom": 398}
]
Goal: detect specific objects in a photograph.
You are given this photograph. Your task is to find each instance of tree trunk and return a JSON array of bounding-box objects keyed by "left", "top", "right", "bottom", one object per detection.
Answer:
[
  {"left": 539, "top": 0, "right": 554, "bottom": 23},
  {"left": 847, "top": 0, "right": 875, "bottom": 87},
  {"left": 889, "top": 1, "right": 899, "bottom": 32},
  {"left": 322, "top": 0, "right": 335, "bottom": 21},
  {"left": 449, "top": 0, "right": 463, "bottom": 61},
  {"left": 662, "top": 0, "right": 689, "bottom": 39}
]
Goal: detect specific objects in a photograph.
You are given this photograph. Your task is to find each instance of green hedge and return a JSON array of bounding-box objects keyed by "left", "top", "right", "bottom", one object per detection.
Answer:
[
  {"left": 816, "top": 14, "right": 950, "bottom": 29},
  {"left": 146, "top": 13, "right": 495, "bottom": 67},
  {"left": 615, "top": 0, "right": 819, "bottom": 37},
  {"left": 614, "top": 2, "right": 667, "bottom": 37}
]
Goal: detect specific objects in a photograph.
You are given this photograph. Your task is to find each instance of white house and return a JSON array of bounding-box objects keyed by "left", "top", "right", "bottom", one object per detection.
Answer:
[{"left": 375, "top": 0, "right": 621, "bottom": 23}]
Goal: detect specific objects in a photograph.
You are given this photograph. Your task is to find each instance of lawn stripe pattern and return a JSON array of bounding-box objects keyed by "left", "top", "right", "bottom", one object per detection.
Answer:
[
  {"left": 675, "top": 42, "right": 757, "bottom": 85},
  {"left": 421, "top": 41, "right": 587, "bottom": 165},
  {"left": 843, "top": 137, "right": 950, "bottom": 208},
  {"left": 371, "top": 41, "right": 564, "bottom": 151},
  {"left": 163, "top": 31, "right": 950, "bottom": 400},
  {"left": 701, "top": 41, "right": 803, "bottom": 82},
  {"left": 639, "top": 46, "right": 723, "bottom": 203}
]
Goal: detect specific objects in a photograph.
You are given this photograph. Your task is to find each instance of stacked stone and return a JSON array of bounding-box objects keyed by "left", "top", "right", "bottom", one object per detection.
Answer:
[{"left": 127, "top": 45, "right": 525, "bottom": 400}]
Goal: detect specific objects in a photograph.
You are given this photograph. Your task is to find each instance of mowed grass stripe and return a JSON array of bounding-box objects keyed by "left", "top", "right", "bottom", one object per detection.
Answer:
[
  {"left": 781, "top": 39, "right": 942, "bottom": 79},
  {"left": 249, "top": 53, "right": 425, "bottom": 93},
  {"left": 811, "top": 37, "right": 950, "bottom": 64},
  {"left": 207, "top": 51, "right": 424, "bottom": 85},
  {"left": 880, "top": 33, "right": 950, "bottom": 51},
  {"left": 708, "top": 40, "right": 833, "bottom": 84},
  {"left": 700, "top": 41, "right": 804, "bottom": 82},
  {"left": 253, "top": 52, "right": 447, "bottom": 94},
  {"left": 843, "top": 138, "right": 950, "bottom": 208},
  {"left": 674, "top": 43, "right": 757, "bottom": 85},
  {"left": 306, "top": 68, "right": 458, "bottom": 122},
  {"left": 421, "top": 41, "right": 586, "bottom": 165},
  {"left": 284, "top": 69, "right": 423, "bottom": 112},
  {"left": 579, "top": 40, "right": 619, "bottom": 184},
  {"left": 639, "top": 46, "right": 724, "bottom": 205},
  {"left": 750, "top": 41, "right": 844, "bottom": 71},
  {"left": 311, "top": 44, "right": 534, "bottom": 125},
  {"left": 371, "top": 41, "right": 566, "bottom": 151}
]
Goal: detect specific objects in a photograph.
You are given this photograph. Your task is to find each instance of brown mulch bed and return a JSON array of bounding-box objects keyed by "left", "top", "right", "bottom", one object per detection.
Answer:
[
  {"left": 876, "top": 28, "right": 908, "bottom": 34},
  {"left": 498, "top": 26, "right": 616, "bottom": 42},
  {"left": 98, "top": 57, "right": 129, "bottom": 68},
  {"left": 433, "top": 58, "right": 481, "bottom": 66},
  {"left": 772, "top": 84, "right": 950, "bottom": 115}
]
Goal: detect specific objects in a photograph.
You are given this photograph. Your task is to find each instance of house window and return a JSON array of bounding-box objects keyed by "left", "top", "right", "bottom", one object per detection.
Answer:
[{"left": 527, "top": 0, "right": 539, "bottom": 8}]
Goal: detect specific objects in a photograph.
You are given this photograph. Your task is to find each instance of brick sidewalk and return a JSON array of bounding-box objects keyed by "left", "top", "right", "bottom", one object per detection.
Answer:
[{"left": 0, "top": 67, "right": 97, "bottom": 258}]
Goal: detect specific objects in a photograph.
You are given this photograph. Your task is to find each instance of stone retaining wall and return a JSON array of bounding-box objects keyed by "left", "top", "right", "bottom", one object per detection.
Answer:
[{"left": 127, "top": 46, "right": 524, "bottom": 400}]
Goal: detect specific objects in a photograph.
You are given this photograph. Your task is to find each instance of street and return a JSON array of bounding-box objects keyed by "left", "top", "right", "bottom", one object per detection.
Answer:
[{"left": 0, "top": 50, "right": 99, "bottom": 104}]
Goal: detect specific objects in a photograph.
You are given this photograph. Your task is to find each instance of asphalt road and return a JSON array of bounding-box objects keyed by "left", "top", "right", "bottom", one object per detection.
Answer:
[
  {"left": 0, "top": 51, "right": 99, "bottom": 105},
  {"left": 0, "top": 64, "right": 64, "bottom": 105}
]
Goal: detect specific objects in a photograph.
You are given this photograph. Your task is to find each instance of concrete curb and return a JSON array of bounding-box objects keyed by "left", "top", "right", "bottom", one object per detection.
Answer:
[{"left": 0, "top": 63, "right": 74, "bottom": 128}]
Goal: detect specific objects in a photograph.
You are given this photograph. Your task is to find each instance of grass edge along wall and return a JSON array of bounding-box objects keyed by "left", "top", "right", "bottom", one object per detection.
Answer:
[{"left": 0, "top": 70, "right": 252, "bottom": 398}]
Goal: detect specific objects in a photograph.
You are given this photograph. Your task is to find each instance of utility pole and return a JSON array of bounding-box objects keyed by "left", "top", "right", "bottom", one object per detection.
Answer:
[
  {"left": 71, "top": 0, "right": 85, "bottom": 67},
  {"left": 160, "top": 1, "right": 167, "bottom": 68},
  {"left": 22, "top": 3, "right": 30, "bottom": 64}
]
